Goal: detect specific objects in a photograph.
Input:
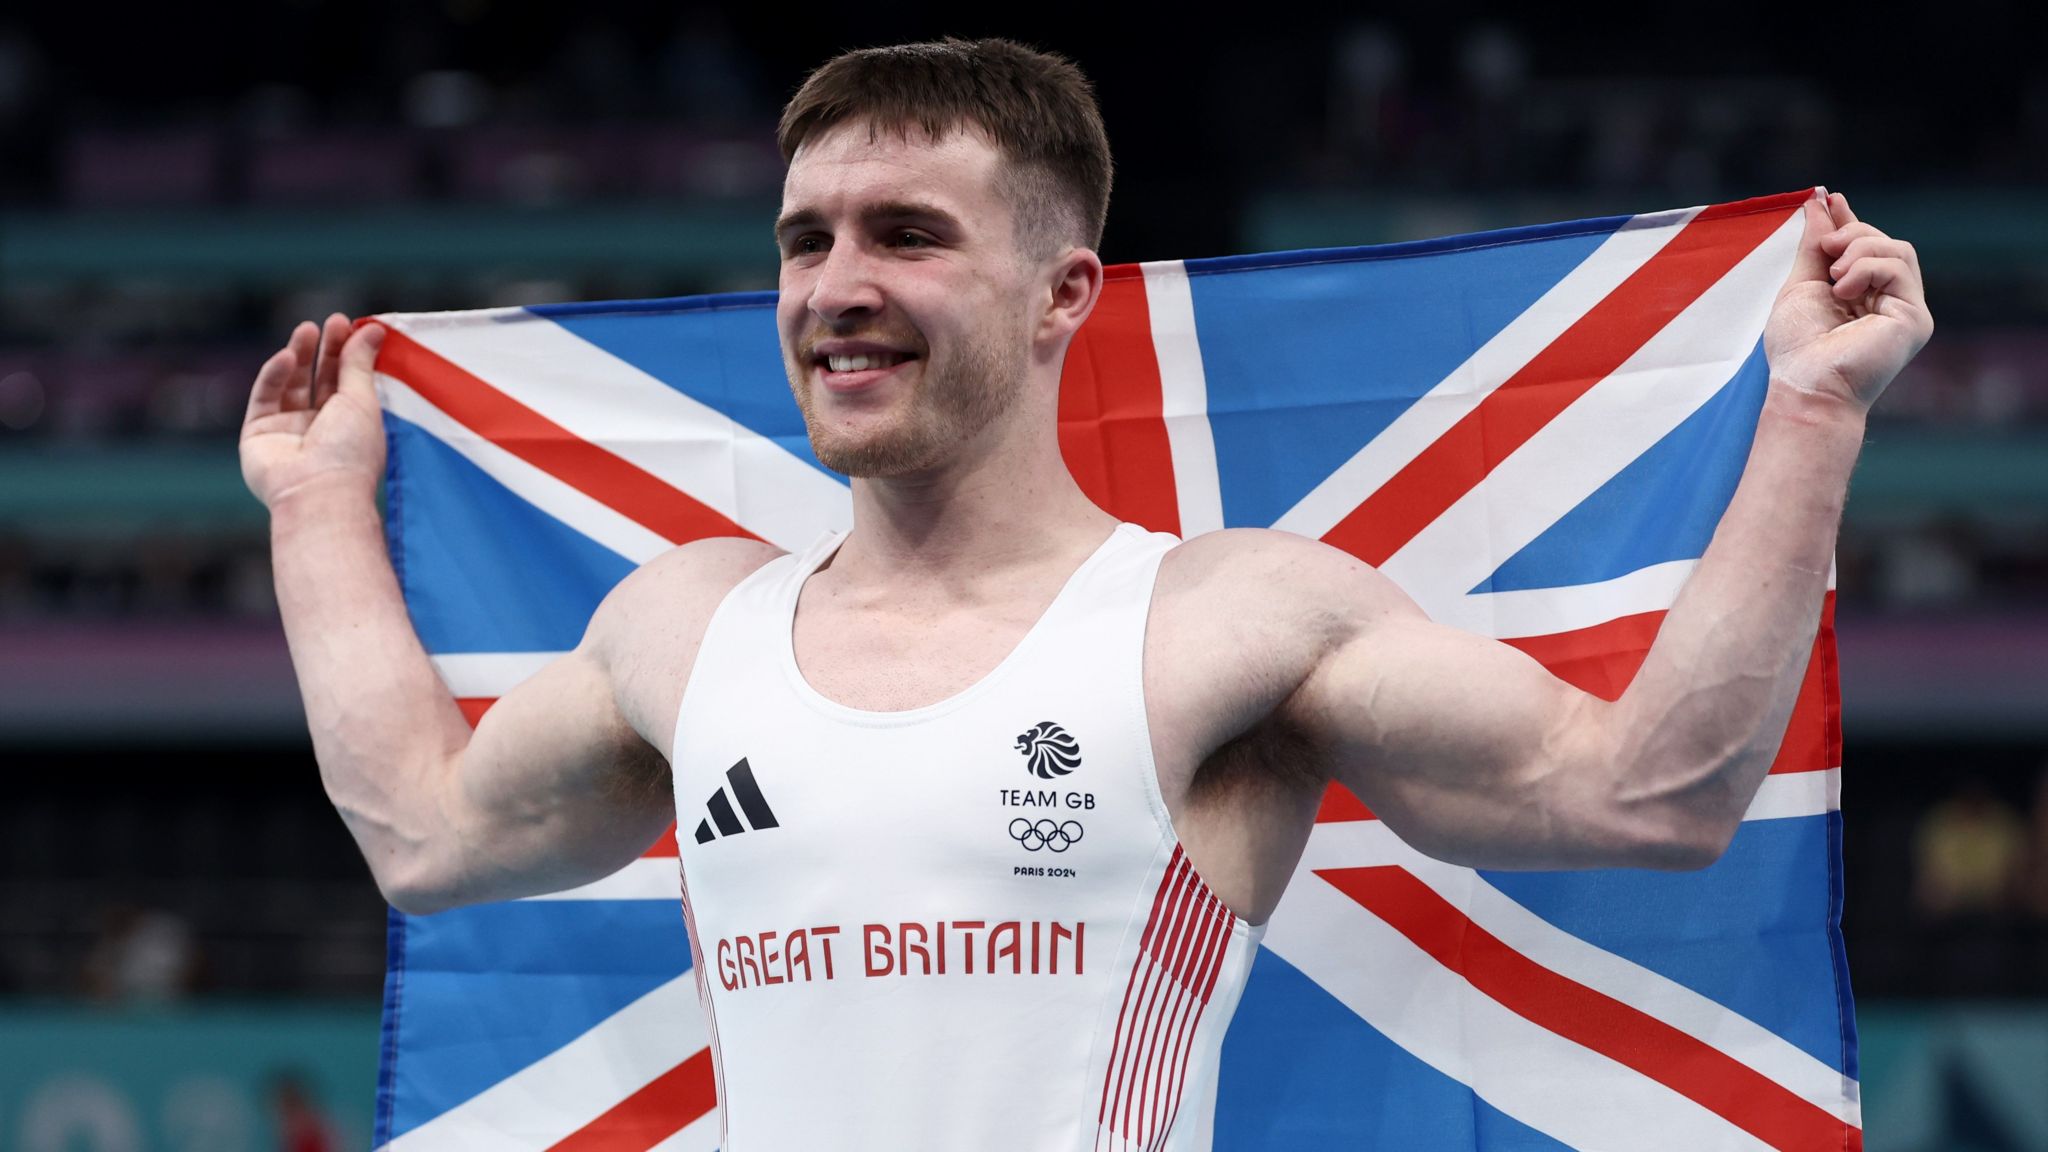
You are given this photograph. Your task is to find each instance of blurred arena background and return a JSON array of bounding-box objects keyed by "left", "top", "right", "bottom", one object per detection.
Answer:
[{"left": 1, "top": 4, "right": 2043, "bottom": 1149}]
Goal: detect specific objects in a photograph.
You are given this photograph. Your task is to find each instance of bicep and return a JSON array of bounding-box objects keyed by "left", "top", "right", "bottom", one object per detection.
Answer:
[
  {"left": 433, "top": 643, "right": 673, "bottom": 903},
  {"left": 1290, "top": 601, "right": 1627, "bottom": 870}
]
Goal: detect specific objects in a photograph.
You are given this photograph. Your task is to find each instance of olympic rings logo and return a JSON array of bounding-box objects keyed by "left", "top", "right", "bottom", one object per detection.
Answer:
[{"left": 1009, "top": 817, "right": 1084, "bottom": 852}]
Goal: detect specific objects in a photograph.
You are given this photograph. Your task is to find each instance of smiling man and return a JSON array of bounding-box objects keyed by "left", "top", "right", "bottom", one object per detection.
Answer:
[{"left": 242, "top": 38, "right": 1930, "bottom": 1150}]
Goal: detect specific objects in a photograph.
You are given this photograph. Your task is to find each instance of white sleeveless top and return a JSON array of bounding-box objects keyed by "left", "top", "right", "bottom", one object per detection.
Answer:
[{"left": 669, "top": 522, "right": 1264, "bottom": 1151}]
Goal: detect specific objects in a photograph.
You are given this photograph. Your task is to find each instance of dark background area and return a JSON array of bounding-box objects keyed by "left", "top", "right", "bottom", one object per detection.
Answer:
[{"left": 1, "top": 6, "right": 2044, "bottom": 1138}]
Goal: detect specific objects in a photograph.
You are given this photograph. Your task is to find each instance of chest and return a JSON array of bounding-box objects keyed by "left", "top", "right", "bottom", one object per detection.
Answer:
[{"left": 790, "top": 591, "right": 1049, "bottom": 713}]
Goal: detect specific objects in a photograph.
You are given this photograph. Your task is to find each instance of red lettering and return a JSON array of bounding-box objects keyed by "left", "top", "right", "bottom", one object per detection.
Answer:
[
  {"left": 736, "top": 934, "right": 762, "bottom": 988},
  {"left": 936, "top": 919, "right": 946, "bottom": 974},
  {"left": 786, "top": 929, "right": 812, "bottom": 983},
  {"left": 1031, "top": 920, "right": 1042, "bottom": 974},
  {"left": 863, "top": 923, "right": 894, "bottom": 978},
  {"left": 954, "top": 920, "right": 985, "bottom": 974},
  {"left": 899, "top": 921, "right": 932, "bottom": 976},
  {"left": 717, "top": 938, "right": 737, "bottom": 992},
  {"left": 811, "top": 925, "right": 839, "bottom": 980},
  {"left": 989, "top": 921, "right": 1021, "bottom": 975},
  {"left": 760, "top": 930, "right": 783, "bottom": 986},
  {"left": 1051, "top": 920, "right": 1082, "bottom": 975}
]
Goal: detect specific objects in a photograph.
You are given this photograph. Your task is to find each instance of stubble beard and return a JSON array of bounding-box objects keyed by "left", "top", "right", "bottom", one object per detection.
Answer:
[{"left": 789, "top": 324, "right": 1029, "bottom": 478}]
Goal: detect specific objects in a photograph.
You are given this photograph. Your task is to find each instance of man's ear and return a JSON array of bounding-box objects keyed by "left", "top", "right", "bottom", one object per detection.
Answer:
[{"left": 1040, "top": 247, "right": 1105, "bottom": 348}]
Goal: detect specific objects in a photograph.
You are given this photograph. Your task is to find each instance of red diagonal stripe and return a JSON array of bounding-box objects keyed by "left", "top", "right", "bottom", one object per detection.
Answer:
[
  {"left": 543, "top": 1048, "right": 717, "bottom": 1152},
  {"left": 376, "top": 326, "right": 754, "bottom": 546},
  {"left": 1320, "top": 865, "right": 1858, "bottom": 1152},
  {"left": 1322, "top": 199, "right": 1798, "bottom": 567},
  {"left": 1059, "top": 266, "right": 1182, "bottom": 534}
]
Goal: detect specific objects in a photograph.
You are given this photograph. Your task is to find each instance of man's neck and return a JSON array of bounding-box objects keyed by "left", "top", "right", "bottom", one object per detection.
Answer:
[{"left": 833, "top": 403, "right": 1116, "bottom": 588}]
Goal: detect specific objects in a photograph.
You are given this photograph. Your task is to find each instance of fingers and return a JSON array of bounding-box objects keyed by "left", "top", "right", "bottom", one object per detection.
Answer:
[
  {"left": 312, "top": 313, "right": 352, "bottom": 409},
  {"left": 246, "top": 321, "right": 317, "bottom": 425},
  {"left": 1829, "top": 234, "right": 1919, "bottom": 282},
  {"left": 1828, "top": 191, "right": 1858, "bottom": 227},
  {"left": 333, "top": 322, "right": 388, "bottom": 405},
  {"left": 1787, "top": 187, "right": 1835, "bottom": 285},
  {"left": 1832, "top": 255, "right": 1914, "bottom": 304},
  {"left": 284, "top": 321, "right": 320, "bottom": 409},
  {"left": 244, "top": 346, "right": 299, "bottom": 426}
]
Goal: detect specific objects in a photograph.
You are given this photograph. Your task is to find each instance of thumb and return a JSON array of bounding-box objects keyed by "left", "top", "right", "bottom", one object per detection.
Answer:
[
  {"left": 1785, "top": 185, "right": 1834, "bottom": 287},
  {"left": 335, "top": 322, "right": 388, "bottom": 406}
]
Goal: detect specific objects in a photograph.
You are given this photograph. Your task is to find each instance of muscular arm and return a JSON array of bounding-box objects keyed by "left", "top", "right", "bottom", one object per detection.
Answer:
[
  {"left": 250, "top": 316, "right": 777, "bottom": 913},
  {"left": 1278, "top": 387, "right": 1857, "bottom": 870},
  {"left": 1205, "top": 190, "right": 1929, "bottom": 873}
]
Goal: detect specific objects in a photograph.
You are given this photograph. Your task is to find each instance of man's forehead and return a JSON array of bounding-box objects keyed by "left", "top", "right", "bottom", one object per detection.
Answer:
[{"left": 780, "top": 120, "right": 1006, "bottom": 219}]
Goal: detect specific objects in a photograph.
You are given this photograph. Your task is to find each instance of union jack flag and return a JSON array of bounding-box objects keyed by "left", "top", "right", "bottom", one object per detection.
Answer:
[{"left": 368, "top": 188, "right": 1859, "bottom": 1151}]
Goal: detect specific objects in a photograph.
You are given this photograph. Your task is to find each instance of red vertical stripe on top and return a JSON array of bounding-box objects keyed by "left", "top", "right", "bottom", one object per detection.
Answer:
[
  {"left": 543, "top": 1048, "right": 717, "bottom": 1152},
  {"left": 376, "top": 326, "right": 755, "bottom": 546},
  {"left": 1099, "top": 848, "right": 1185, "bottom": 1128},
  {"left": 1120, "top": 859, "right": 1198, "bottom": 1139},
  {"left": 1321, "top": 865, "right": 1859, "bottom": 1152},
  {"left": 1059, "top": 266, "right": 1182, "bottom": 534},
  {"left": 1321, "top": 199, "right": 1798, "bottom": 567}
]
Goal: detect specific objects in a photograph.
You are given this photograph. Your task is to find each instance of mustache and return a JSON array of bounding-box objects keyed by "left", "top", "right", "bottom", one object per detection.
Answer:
[{"left": 794, "top": 327, "right": 927, "bottom": 359}]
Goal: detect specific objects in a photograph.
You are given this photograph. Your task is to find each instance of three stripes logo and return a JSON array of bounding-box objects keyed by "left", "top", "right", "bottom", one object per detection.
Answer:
[
  {"left": 692, "top": 758, "right": 780, "bottom": 845},
  {"left": 1015, "top": 721, "right": 1082, "bottom": 780}
]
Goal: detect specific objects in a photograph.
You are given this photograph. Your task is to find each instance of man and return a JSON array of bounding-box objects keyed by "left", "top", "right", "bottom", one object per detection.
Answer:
[{"left": 241, "top": 38, "right": 1929, "bottom": 1151}]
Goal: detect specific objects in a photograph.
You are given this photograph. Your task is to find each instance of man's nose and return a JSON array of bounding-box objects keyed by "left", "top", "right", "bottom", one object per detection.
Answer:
[{"left": 807, "top": 244, "right": 885, "bottom": 324}]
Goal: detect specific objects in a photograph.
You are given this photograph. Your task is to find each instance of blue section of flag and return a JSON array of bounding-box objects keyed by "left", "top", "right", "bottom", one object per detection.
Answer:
[
  {"left": 1219, "top": 949, "right": 1577, "bottom": 1151},
  {"left": 537, "top": 298, "right": 841, "bottom": 481},
  {"left": 1482, "top": 810, "right": 1848, "bottom": 1072},
  {"left": 384, "top": 412, "right": 633, "bottom": 654},
  {"left": 383, "top": 900, "right": 693, "bottom": 1141},
  {"left": 1187, "top": 221, "right": 1622, "bottom": 531},
  {"left": 1478, "top": 339, "right": 1770, "bottom": 594}
]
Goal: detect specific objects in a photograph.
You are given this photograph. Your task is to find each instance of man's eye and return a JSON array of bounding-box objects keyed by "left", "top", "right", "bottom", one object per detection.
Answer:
[
  {"left": 892, "top": 231, "right": 929, "bottom": 248},
  {"left": 792, "top": 236, "right": 826, "bottom": 255}
]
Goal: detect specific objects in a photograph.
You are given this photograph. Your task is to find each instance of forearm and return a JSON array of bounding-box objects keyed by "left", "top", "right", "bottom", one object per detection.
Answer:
[
  {"left": 1603, "top": 385, "right": 1864, "bottom": 845},
  {"left": 270, "top": 479, "right": 471, "bottom": 890}
]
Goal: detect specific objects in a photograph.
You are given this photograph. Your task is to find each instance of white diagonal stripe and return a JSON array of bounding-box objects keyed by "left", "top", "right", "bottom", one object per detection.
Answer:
[
  {"left": 430, "top": 651, "right": 566, "bottom": 698},
  {"left": 379, "top": 973, "right": 710, "bottom": 1151},
  {"left": 1383, "top": 209, "right": 1804, "bottom": 619},
  {"left": 1141, "top": 260, "right": 1225, "bottom": 538},
  {"left": 382, "top": 307, "right": 852, "bottom": 553},
  {"left": 646, "top": 1111, "right": 722, "bottom": 1152},
  {"left": 1290, "top": 815, "right": 1860, "bottom": 1131},
  {"left": 1743, "top": 766, "right": 1842, "bottom": 822},
  {"left": 1272, "top": 207, "right": 1702, "bottom": 541},
  {"left": 380, "top": 374, "right": 669, "bottom": 564},
  {"left": 1260, "top": 865, "right": 1781, "bottom": 1151},
  {"left": 521, "top": 856, "right": 683, "bottom": 902},
  {"left": 1450, "top": 559, "right": 1697, "bottom": 639}
]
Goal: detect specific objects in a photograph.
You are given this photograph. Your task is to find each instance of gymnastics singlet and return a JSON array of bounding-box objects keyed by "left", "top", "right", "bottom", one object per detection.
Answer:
[{"left": 669, "top": 522, "right": 1264, "bottom": 1151}]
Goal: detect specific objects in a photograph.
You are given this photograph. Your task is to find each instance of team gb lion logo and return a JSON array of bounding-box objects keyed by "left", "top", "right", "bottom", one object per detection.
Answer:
[{"left": 1015, "top": 721, "right": 1082, "bottom": 780}]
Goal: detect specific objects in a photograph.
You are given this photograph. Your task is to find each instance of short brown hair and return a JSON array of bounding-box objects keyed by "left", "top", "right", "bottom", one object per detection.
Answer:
[{"left": 777, "top": 38, "right": 1113, "bottom": 256}]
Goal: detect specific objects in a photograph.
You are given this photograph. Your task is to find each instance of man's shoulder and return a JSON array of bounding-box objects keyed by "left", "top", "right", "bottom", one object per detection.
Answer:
[
  {"left": 586, "top": 535, "right": 787, "bottom": 657},
  {"left": 1157, "top": 527, "right": 1395, "bottom": 617}
]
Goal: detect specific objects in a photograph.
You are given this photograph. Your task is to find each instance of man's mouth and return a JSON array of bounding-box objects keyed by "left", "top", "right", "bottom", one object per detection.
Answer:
[
  {"left": 823, "top": 351, "right": 910, "bottom": 373},
  {"left": 813, "top": 347, "right": 920, "bottom": 391}
]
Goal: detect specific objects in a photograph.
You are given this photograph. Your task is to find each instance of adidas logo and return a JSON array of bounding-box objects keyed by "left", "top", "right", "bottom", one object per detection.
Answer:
[{"left": 692, "top": 758, "right": 780, "bottom": 844}]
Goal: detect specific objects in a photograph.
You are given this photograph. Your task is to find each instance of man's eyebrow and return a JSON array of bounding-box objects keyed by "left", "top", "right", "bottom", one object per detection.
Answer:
[
  {"left": 773, "top": 207, "right": 822, "bottom": 240},
  {"left": 773, "top": 200, "right": 964, "bottom": 242}
]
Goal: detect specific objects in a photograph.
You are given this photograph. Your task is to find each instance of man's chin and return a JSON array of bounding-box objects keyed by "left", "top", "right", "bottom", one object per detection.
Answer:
[{"left": 809, "top": 426, "right": 949, "bottom": 479}]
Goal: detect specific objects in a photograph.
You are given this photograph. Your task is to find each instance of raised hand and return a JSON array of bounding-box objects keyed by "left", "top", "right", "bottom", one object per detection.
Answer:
[
  {"left": 240, "top": 313, "right": 388, "bottom": 509},
  {"left": 1764, "top": 188, "right": 1934, "bottom": 413}
]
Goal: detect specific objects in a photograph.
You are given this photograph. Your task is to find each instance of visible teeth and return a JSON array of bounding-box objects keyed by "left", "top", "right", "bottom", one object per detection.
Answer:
[{"left": 825, "top": 353, "right": 903, "bottom": 373}]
